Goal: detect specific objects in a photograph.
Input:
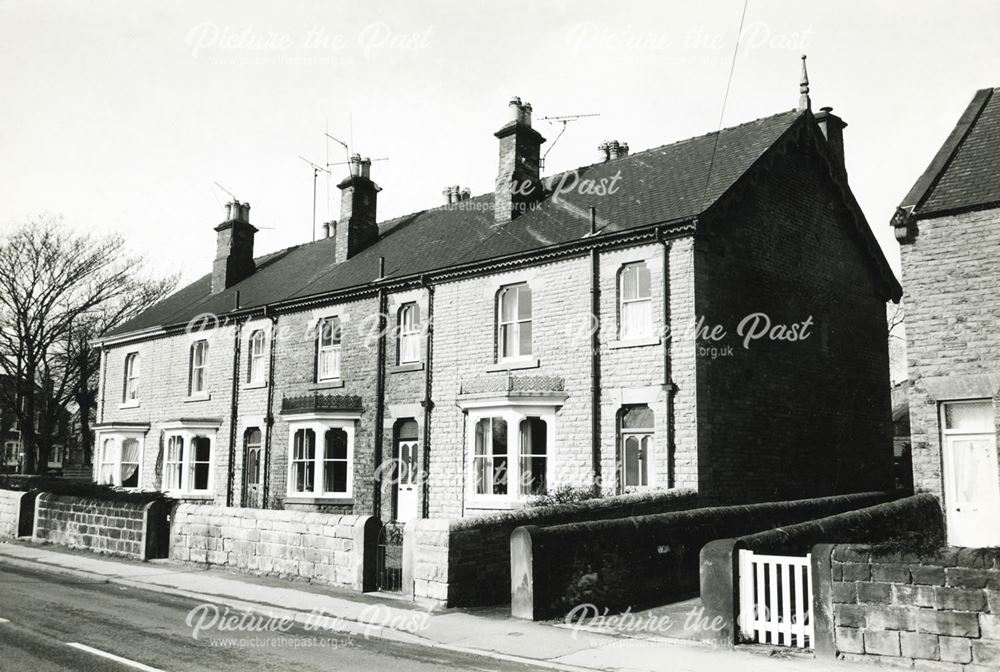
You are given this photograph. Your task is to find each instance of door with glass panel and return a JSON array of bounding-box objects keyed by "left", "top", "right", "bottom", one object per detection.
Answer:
[
  {"left": 242, "top": 428, "right": 263, "bottom": 508},
  {"left": 395, "top": 420, "right": 419, "bottom": 521},
  {"left": 941, "top": 400, "right": 1000, "bottom": 547}
]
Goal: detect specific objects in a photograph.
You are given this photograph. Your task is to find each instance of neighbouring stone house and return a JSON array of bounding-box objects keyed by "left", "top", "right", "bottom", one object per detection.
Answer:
[
  {"left": 92, "top": 87, "right": 900, "bottom": 521},
  {"left": 893, "top": 85, "right": 1000, "bottom": 548},
  {"left": 0, "top": 375, "right": 77, "bottom": 474}
]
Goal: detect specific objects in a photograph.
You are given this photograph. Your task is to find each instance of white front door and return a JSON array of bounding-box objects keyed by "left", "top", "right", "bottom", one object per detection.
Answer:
[
  {"left": 396, "top": 439, "right": 419, "bottom": 521},
  {"left": 942, "top": 401, "right": 1000, "bottom": 548}
]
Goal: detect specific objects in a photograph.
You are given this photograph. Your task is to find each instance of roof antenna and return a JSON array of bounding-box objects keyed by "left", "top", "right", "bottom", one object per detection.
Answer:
[
  {"left": 214, "top": 181, "right": 239, "bottom": 203},
  {"left": 298, "top": 156, "right": 331, "bottom": 242},
  {"left": 798, "top": 54, "right": 811, "bottom": 112},
  {"left": 538, "top": 113, "right": 600, "bottom": 171}
]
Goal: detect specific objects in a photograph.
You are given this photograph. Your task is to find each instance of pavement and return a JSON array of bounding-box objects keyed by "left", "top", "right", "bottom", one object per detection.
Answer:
[{"left": 0, "top": 540, "right": 871, "bottom": 672}]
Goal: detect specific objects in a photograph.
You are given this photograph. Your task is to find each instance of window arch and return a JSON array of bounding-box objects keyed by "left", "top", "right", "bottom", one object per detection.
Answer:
[
  {"left": 618, "top": 262, "right": 652, "bottom": 340},
  {"left": 620, "top": 405, "right": 654, "bottom": 489},
  {"left": 397, "top": 303, "right": 421, "bottom": 364},
  {"left": 189, "top": 340, "right": 209, "bottom": 395},
  {"left": 497, "top": 283, "right": 532, "bottom": 361}
]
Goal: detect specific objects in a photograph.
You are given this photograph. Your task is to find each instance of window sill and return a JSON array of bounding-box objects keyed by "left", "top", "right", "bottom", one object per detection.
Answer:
[
  {"left": 485, "top": 358, "right": 540, "bottom": 373},
  {"left": 244, "top": 380, "right": 268, "bottom": 390},
  {"left": 608, "top": 336, "right": 661, "bottom": 350},
  {"left": 166, "top": 492, "right": 215, "bottom": 501},
  {"left": 118, "top": 401, "right": 140, "bottom": 410},
  {"left": 389, "top": 362, "right": 424, "bottom": 374},
  {"left": 310, "top": 380, "right": 345, "bottom": 390},
  {"left": 465, "top": 498, "right": 529, "bottom": 510},
  {"left": 184, "top": 393, "right": 211, "bottom": 403},
  {"left": 284, "top": 495, "right": 353, "bottom": 506}
]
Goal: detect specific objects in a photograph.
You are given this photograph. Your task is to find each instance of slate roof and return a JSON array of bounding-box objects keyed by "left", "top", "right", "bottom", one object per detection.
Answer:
[
  {"left": 897, "top": 87, "right": 1000, "bottom": 219},
  {"left": 107, "top": 107, "right": 893, "bottom": 338}
]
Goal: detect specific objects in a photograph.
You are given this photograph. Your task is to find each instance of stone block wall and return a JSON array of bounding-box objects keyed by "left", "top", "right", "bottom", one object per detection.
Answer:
[
  {"left": 33, "top": 493, "right": 167, "bottom": 560},
  {"left": 0, "top": 488, "right": 27, "bottom": 538},
  {"left": 827, "top": 544, "right": 1000, "bottom": 669},
  {"left": 169, "top": 503, "right": 376, "bottom": 590}
]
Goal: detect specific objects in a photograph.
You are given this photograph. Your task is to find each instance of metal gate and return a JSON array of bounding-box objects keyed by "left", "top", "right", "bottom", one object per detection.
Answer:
[
  {"left": 376, "top": 521, "right": 405, "bottom": 593},
  {"left": 737, "top": 549, "right": 814, "bottom": 649}
]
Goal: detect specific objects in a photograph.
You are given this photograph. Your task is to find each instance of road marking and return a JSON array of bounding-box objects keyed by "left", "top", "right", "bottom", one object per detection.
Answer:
[
  {"left": 65, "top": 643, "right": 165, "bottom": 672},
  {"left": 0, "top": 617, "right": 9, "bottom": 623}
]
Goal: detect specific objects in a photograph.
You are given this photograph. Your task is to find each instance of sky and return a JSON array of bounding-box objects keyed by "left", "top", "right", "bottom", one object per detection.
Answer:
[{"left": 2, "top": 1, "right": 998, "bottom": 286}]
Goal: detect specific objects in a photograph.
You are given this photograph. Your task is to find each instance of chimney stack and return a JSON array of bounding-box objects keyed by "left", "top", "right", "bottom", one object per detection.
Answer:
[
  {"left": 598, "top": 140, "right": 629, "bottom": 162},
  {"left": 336, "top": 154, "right": 381, "bottom": 264},
  {"left": 212, "top": 201, "right": 257, "bottom": 294},
  {"left": 494, "top": 96, "right": 546, "bottom": 225},
  {"left": 814, "top": 106, "right": 848, "bottom": 175},
  {"left": 442, "top": 185, "right": 472, "bottom": 205}
]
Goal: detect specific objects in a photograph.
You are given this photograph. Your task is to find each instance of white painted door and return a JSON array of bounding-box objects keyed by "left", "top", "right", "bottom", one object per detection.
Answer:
[
  {"left": 942, "top": 401, "right": 1000, "bottom": 548},
  {"left": 396, "top": 439, "right": 419, "bottom": 521}
]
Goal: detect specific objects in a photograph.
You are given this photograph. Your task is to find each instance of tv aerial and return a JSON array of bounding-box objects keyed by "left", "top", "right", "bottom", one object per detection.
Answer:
[
  {"left": 298, "top": 156, "right": 331, "bottom": 242},
  {"left": 538, "top": 112, "right": 600, "bottom": 170}
]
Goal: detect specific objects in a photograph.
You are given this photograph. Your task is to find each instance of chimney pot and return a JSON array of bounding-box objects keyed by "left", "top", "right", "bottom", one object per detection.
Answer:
[
  {"left": 442, "top": 187, "right": 453, "bottom": 205},
  {"left": 509, "top": 96, "right": 523, "bottom": 122},
  {"left": 598, "top": 141, "right": 610, "bottom": 163},
  {"left": 349, "top": 153, "right": 362, "bottom": 177},
  {"left": 619, "top": 142, "right": 629, "bottom": 158},
  {"left": 360, "top": 157, "right": 372, "bottom": 179},
  {"left": 460, "top": 188, "right": 471, "bottom": 201},
  {"left": 608, "top": 140, "right": 621, "bottom": 160}
]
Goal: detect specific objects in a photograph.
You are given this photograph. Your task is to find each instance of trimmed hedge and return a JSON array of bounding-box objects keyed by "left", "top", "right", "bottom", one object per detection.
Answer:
[
  {"left": 521, "top": 491, "right": 895, "bottom": 617},
  {"left": 739, "top": 494, "right": 944, "bottom": 554},
  {"left": 0, "top": 476, "right": 171, "bottom": 506}
]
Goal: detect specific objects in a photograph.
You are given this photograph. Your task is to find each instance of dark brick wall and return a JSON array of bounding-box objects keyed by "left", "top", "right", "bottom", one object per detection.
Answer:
[
  {"left": 830, "top": 544, "right": 1000, "bottom": 669},
  {"left": 695, "top": 128, "right": 894, "bottom": 504}
]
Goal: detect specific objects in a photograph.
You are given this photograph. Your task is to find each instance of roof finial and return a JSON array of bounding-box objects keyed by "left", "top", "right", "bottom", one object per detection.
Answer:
[{"left": 798, "top": 54, "right": 811, "bottom": 112}]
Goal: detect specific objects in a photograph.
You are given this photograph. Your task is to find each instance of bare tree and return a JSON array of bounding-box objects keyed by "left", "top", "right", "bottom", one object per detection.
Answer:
[{"left": 0, "top": 216, "right": 176, "bottom": 473}]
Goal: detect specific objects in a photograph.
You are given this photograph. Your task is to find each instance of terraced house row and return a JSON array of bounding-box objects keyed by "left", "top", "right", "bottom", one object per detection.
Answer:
[{"left": 93, "top": 90, "right": 901, "bottom": 521}]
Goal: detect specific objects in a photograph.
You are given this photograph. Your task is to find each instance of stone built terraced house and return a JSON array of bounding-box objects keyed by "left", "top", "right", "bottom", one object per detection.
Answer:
[
  {"left": 893, "top": 86, "right": 1000, "bottom": 548},
  {"left": 93, "top": 88, "right": 901, "bottom": 521}
]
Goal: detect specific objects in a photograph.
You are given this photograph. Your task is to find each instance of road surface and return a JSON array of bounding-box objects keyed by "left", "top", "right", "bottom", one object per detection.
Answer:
[{"left": 0, "top": 563, "right": 549, "bottom": 672}]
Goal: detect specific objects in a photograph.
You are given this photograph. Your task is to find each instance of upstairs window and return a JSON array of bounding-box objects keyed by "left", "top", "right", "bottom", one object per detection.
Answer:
[
  {"left": 248, "top": 330, "right": 267, "bottom": 384},
  {"left": 123, "top": 353, "right": 139, "bottom": 402},
  {"left": 498, "top": 283, "right": 532, "bottom": 360},
  {"left": 317, "top": 317, "right": 342, "bottom": 381},
  {"left": 620, "top": 262, "right": 652, "bottom": 340},
  {"left": 398, "top": 303, "right": 421, "bottom": 364},
  {"left": 189, "top": 340, "right": 209, "bottom": 395}
]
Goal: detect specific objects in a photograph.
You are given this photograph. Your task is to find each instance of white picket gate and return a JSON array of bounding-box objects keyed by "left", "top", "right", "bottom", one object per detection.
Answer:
[{"left": 737, "top": 549, "right": 814, "bottom": 649}]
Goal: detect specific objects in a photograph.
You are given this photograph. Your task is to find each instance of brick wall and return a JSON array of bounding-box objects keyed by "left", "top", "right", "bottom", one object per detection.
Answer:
[
  {"left": 33, "top": 493, "right": 167, "bottom": 560},
  {"left": 0, "top": 488, "right": 26, "bottom": 538},
  {"left": 169, "top": 503, "right": 375, "bottom": 589},
  {"left": 695, "top": 130, "right": 895, "bottom": 503},
  {"left": 829, "top": 544, "right": 1000, "bottom": 669},
  {"left": 898, "top": 208, "right": 1000, "bottom": 503}
]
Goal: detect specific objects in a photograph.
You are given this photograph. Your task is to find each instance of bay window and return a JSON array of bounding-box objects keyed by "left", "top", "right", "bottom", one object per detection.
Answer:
[
  {"left": 162, "top": 422, "right": 218, "bottom": 495},
  {"left": 286, "top": 417, "right": 356, "bottom": 500},
  {"left": 94, "top": 430, "right": 145, "bottom": 488}
]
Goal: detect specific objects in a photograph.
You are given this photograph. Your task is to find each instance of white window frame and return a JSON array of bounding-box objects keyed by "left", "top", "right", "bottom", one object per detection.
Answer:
[
  {"left": 189, "top": 340, "right": 209, "bottom": 396},
  {"left": 123, "top": 352, "right": 140, "bottom": 403},
  {"left": 317, "top": 317, "right": 342, "bottom": 382},
  {"left": 247, "top": 329, "right": 267, "bottom": 385},
  {"left": 162, "top": 422, "right": 219, "bottom": 496},
  {"left": 462, "top": 403, "right": 558, "bottom": 507},
  {"left": 285, "top": 413, "right": 357, "bottom": 501},
  {"left": 93, "top": 430, "right": 146, "bottom": 489},
  {"left": 619, "top": 262, "right": 653, "bottom": 340},
  {"left": 497, "top": 283, "right": 532, "bottom": 362},
  {"left": 398, "top": 303, "right": 421, "bottom": 364}
]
